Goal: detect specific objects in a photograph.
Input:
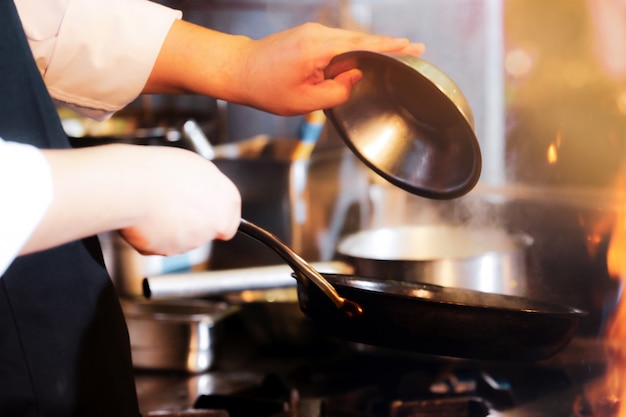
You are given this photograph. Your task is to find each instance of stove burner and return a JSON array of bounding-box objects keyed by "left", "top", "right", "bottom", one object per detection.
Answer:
[
  {"left": 192, "top": 352, "right": 579, "bottom": 417},
  {"left": 194, "top": 374, "right": 295, "bottom": 417}
]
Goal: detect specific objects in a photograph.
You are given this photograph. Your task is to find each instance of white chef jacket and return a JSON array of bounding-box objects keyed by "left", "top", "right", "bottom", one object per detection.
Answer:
[{"left": 0, "top": 0, "right": 182, "bottom": 276}]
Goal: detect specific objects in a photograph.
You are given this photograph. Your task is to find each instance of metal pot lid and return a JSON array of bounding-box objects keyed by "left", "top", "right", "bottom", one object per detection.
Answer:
[{"left": 324, "top": 51, "right": 482, "bottom": 199}]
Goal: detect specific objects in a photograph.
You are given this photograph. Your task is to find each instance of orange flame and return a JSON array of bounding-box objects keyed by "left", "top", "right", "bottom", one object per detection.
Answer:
[
  {"left": 547, "top": 132, "right": 562, "bottom": 165},
  {"left": 596, "top": 175, "right": 626, "bottom": 416},
  {"left": 608, "top": 207, "right": 626, "bottom": 279},
  {"left": 547, "top": 143, "right": 558, "bottom": 164}
]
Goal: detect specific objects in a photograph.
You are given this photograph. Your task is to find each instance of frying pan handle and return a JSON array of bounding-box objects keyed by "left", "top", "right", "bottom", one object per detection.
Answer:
[{"left": 237, "top": 219, "right": 362, "bottom": 318}]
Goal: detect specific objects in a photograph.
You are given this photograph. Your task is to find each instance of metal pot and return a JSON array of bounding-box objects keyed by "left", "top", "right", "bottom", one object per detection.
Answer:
[
  {"left": 336, "top": 224, "right": 533, "bottom": 296},
  {"left": 121, "top": 298, "right": 238, "bottom": 373}
]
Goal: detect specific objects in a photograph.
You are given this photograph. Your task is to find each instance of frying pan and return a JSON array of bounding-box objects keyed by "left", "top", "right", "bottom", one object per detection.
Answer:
[{"left": 237, "top": 219, "right": 587, "bottom": 361}]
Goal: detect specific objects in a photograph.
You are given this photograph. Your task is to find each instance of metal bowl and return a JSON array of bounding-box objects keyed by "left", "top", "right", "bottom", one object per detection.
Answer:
[{"left": 324, "top": 51, "right": 481, "bottom": 199}]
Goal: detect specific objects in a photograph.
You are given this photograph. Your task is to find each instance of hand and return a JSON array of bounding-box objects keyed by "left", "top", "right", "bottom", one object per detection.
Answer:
[
  {"left": 237, "top": 22, "right": 425, "bottom": 115},
  {"left": 146, "top": 21, "right": 424, "bottom": 116},
  {"left": 118, "top": 146, "right": 241, "bottom": 256}
]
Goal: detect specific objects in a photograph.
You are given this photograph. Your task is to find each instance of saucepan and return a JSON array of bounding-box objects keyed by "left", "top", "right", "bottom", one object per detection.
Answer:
[
  {"left": 336, "top": 224, "right": 533, "bottom": 296},
  {"left": 232, "top": 219, "right": 586, "bottom": 361}
]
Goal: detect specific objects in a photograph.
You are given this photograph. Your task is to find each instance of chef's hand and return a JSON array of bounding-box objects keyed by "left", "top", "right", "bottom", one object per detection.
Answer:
[
  {"left": 20, "top": 144, "right": 241, "bottom": 257},
  {"left": 145, "top": 21, "right": 425, "bottom": 116},
  {"left": 117, "top": 145, "right": 241, "bottom": 256},
  {"left": 231, "top": 22, "right": 425, "bottom": 115}
]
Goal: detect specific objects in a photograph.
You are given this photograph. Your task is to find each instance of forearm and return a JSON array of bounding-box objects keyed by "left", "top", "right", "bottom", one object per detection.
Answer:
[
  {"left": 144, "top": 20, "right": 252, "bottom": 101},
  {"left": 20, "top": 144, "right": 241, "bottom": 258},
  {"left": 20, "top": 145, "right": 145, "bottom": 255},
  {"left": 145, "top": 20, "right": 425, "bottom": 116}
]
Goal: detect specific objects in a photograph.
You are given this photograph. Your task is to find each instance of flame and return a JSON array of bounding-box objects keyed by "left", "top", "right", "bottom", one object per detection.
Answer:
[
  {"left": 547, "top": 143, "right": 558, "bottom": 164},
  {"left": 585, "top": 212, "right": 614, "bottom": 259},
  {"left": 606, "top": 205, "right": 626, "bottom": 416},
  {"left": 547, "top": 132, "right": 562, "bottom": 165},
  {"left": 590, "top": 173, "right": 626, "bottom": 416},
  {"left": 608, "top": 207, "right": 626, "bottom": 278}
]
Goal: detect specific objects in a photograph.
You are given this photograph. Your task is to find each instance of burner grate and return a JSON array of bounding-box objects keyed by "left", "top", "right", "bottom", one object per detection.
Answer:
[
  {"left": 390, "top": 397, "right": 489, "bottom": 417},
  {"left": 194, "top": 374, "right": 295, "bottom": 417},
  {"left": 191, "top": 353, "right": 581, "bottom": 417}
]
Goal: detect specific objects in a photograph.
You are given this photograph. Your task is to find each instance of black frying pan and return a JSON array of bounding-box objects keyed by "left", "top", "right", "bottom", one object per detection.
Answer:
[{"left": 238, "top": 219, "right": 587, "bottom": 361}]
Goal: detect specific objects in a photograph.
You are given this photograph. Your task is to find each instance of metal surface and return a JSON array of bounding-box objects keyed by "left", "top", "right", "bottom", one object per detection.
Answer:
[
  {"left": 133, "top": 336, "right": 610, "bottom": 416},
  {"left": 122, "top": 299, "right": 237, "bottom": 373},
  {"left": 324, "top": 51, "right": 481, "bottom": 199},
  {"left": 142, "top": 261, "right": 353, "bottom": 299},
  {"left": 337, "top": 224, "right": 532, "bottom": 296}
]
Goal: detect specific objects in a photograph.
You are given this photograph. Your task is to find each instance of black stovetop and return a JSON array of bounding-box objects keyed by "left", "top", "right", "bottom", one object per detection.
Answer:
[{"left": 136, "top": 335, "right": 612, "bottom": 417}]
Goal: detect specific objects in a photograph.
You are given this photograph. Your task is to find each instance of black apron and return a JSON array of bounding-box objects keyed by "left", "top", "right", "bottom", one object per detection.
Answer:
[{"left": 0, "top": 2, "right": 140, "bottom": 416}]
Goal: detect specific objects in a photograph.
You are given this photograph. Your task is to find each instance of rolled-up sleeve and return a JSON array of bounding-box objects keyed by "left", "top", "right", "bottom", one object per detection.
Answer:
[
  {"left": 0, "top": 139, "right": 54, "bottom": 276},
  {"left": 14, "top": 0, "right": 182, "bottom": 120}
]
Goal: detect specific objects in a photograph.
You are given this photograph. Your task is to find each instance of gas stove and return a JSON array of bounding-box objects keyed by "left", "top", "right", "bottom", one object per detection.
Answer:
[{"left": 135, "top": 331, "right": 612, "bottom": 417}]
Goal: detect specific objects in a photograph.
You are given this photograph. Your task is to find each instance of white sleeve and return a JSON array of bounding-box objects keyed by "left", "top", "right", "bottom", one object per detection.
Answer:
[
  {"left": 0, "top": 139, "right": 54, "bottom": 277},
  {"left": 14, "top": 0, "right": 182, "bottom": 121}
]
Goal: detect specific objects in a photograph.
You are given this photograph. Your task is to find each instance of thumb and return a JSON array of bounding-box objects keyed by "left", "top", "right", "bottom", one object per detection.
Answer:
[
  {"left": 315, "top": 68, "right": 363, "bottom": 108},
  {"left": 332, "top": 68, "right": 363, "bottom": 89}
]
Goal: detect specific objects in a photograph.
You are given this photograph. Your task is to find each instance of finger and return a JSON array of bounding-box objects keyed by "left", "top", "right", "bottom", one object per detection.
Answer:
[
  {"left": 336, "top": 33, "right": 417, "bottom": 53},
  {"left": 332, "top": 68, "right": 363, "bottom": 88},
  {"left": 305, "top": 69, "right": 363, "bottom": 110},
  {"left": 397, "top": 43, "right": 426, "bottom": 56},
  {"left": 358, "top": 37, "right": 425, "bottom": 55},
  {"left": 213, "top": 208, "right": 241, "bottom": 240}
]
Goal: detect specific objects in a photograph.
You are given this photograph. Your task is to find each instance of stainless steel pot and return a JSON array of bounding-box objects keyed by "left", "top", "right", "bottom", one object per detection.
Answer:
[
  {"left": 336, "top": 224, "right": 533, "bottom": 296},
  {"left": 121, "top": 298, "right": 238, "bottom": 373}
]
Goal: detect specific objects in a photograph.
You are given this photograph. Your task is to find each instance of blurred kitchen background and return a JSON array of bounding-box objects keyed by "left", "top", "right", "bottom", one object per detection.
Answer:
[{"left": 64, "top": 0, "right": 626, "bottom": 339}]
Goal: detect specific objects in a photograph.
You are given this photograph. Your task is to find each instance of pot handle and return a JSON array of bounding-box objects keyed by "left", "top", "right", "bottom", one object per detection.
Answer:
[{"left": 238, "top": 219, "right": 363, "bottom": 318}]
